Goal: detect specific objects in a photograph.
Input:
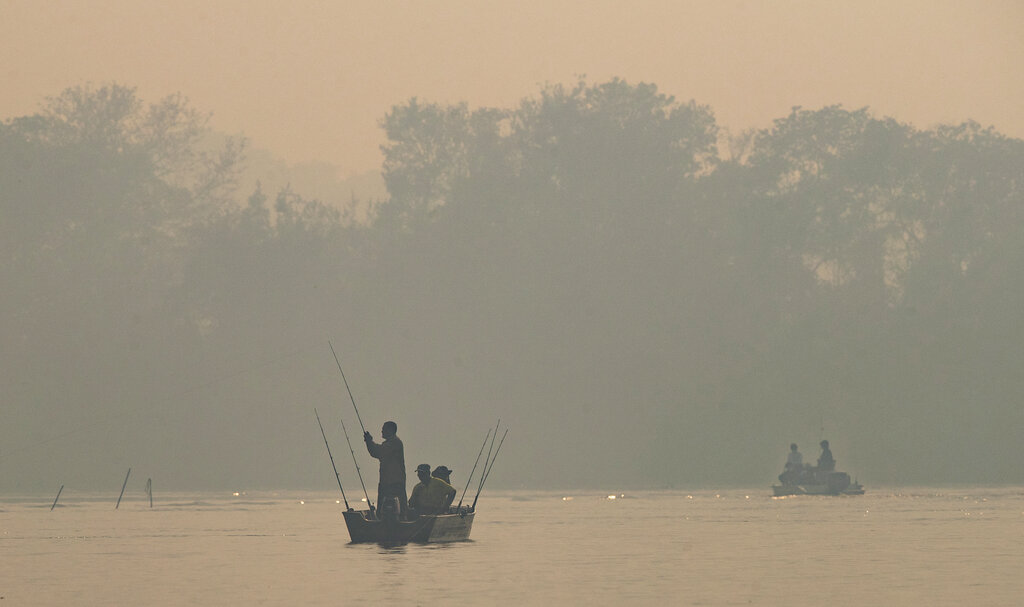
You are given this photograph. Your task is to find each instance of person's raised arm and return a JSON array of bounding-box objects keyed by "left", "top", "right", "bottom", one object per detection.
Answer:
[{"left": 364, "top": 432, "right": 381, "bottom": 458}]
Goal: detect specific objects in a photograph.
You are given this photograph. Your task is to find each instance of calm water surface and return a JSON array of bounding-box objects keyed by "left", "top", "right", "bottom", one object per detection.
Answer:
[{"left": 2, "top": 487, "right": 1021, "bottom": 605}]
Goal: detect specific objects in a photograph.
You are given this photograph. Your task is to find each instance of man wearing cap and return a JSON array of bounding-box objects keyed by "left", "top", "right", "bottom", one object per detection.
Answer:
[
  {"left": 409, "top": 463, "right": 456, "bottom": 516},
  {"left": 432, "top": 465, "right": 453, "bottom": 485},
  {"left": 364, "top": 421, "right": 408, "bottom": 519}
]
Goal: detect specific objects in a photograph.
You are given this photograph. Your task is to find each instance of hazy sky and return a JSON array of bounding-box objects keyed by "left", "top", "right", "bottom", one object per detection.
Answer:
[{"left": 3, "top": 0, "right": 1022, "bottom": 175}]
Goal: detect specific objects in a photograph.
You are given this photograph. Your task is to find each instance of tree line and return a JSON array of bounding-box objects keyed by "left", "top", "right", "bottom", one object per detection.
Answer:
[{"left": 2, "top": 80, "right": 1021, "bottom": 490}]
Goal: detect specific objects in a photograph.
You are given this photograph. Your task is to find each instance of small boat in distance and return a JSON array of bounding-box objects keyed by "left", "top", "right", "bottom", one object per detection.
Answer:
[
  {"left": 772, "top": 471, "right": 865, "bottom": 497},
  {"left": 773, "top": 440, "right": 864, "bottom": 496}
]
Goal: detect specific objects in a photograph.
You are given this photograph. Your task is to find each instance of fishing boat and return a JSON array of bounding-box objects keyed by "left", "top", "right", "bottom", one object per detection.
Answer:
[
  {"left": 342, "top": 506, "right": 475, "bottom": 544},
  {"left": 315, "top": 408, "right": 501, "bottom": 544},
  {"left": 317, "top": 343, "right": 506, "bottom": 545},
  {"left": 772, "top": 470, "right": 865, "bottom": 497}
]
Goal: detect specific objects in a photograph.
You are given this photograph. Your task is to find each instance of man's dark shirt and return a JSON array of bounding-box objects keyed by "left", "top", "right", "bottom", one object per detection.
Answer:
[{"left": 366, "top": 435, "right": 406, "bottom": 485}]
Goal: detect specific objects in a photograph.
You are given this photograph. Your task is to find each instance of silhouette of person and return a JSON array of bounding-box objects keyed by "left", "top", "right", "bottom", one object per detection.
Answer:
[
  {"left": 409, "top": 463, "right": 456, "bottom": 515},
  {"left": 779, "top": 443, "right": 804, "bottom": 483},
  {"left": 432, "top": 465, "right": 453, "bottom": 485},
  {"left": 817, "top": 439, "right": 835, "bottom": 472},
  {"left": 785, "top": 443, "right": 803, "bottom": 471},
  {"left": 364, "top": 421, "right": 408, "bottom": 519}
]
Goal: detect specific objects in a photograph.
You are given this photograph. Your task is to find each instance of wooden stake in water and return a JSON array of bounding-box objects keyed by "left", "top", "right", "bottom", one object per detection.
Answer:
[
  {"left": 50, "top": 484, "right": 64, "bottom": 511},
  {"left": 115, "top": 467, "right": 131, "bottom": 509},
  {"left": 145, "top": 478, "right": 153, "bottom": 508}
]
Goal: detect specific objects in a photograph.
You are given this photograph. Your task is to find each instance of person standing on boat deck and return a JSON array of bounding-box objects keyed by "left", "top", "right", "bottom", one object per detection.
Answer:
[
  {"left": 817, "top": 440, "right": 835, "bottom": 472},
  {"left": 409, "top": 463, "right": 456, "bottom": 515},
  {"left": 364, "top": 421, "right": 408, "bottom": 519}
]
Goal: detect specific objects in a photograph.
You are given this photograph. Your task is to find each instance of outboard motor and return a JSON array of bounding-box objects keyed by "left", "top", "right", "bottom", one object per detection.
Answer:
[
  {"left": 378, "top": 496, "right": 400, "bottom": 523},
  {"left": 826, "top": 472, "right": 851, "bottom": 494}
]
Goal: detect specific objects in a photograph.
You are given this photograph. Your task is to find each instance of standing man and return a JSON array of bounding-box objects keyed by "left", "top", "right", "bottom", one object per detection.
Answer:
[{"left": 364, "top": 420, "right": 408, "bottom": 520}]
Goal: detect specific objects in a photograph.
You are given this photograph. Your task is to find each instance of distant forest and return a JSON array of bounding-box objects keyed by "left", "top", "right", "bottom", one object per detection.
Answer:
[{"left": 2, "top": 80, "right": 1022, "bottom": 491}]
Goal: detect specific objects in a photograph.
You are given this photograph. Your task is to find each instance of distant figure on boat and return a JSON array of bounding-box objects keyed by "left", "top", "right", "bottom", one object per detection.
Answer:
[
  {"left": 817, "top": 440, "right": 835, "bottom": 472},
  {"left": 772, "top": 437, "right": 863, "bottom": 496},
  {"left": 364, "top": 421, "right": 408, "bottom": 520},
  {"left": 786, "top": 443, "right": 803, "bottom": 471},
  {"left": 409, "top": 463, "right": 456, "bottom": 516},
  {"left": 432, "top": 465, "right": 452, "bottom": 485},
  {"left": 778, "top": 443, "right": 804, "bottom": 483}
]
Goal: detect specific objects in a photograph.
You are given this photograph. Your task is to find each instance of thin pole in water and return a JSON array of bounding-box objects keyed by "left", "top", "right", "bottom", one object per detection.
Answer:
[
  {"left": 457, "top": 429, "right": 491, "bottom": 510},
  {"left": 473, "top": 428, "right": 508, "bottom": 510},
  {"left": 50, "top": 484, "right": 64, "bottom": 511},
  {"left": 315, "top": 407, "right": 350, "bottom": 509},
  {"left": 115, "top": 467, "right": 131, "bottom": 509},
  {"left": 145, "top": 478, "right": 153, "bottom": 508}
]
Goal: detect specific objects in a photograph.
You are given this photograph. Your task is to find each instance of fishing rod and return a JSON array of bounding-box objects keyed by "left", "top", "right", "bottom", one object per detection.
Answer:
[
  {"left": 474, "top": 419, "right": 500, "bottom": 500},
  {"left": 337, "top": 405, "right": 374, "bottom": 516},
  {"left": 457, "top": 429, "right": 491, "bottom": 510},
  {"left": 478, "top": 428, "right": 508, "bottom": 490},
  {"left": 327, "top": 341, "right": 374, "bottom": 515},
  {"left": 315, "top": 407, "right": 350, "bottom": 509},
  {"left": 329, "top": 340, "right": 367, "bottom": 435},
  {"left": 473, "top": 428, "right": 508, "bottom": 510}
]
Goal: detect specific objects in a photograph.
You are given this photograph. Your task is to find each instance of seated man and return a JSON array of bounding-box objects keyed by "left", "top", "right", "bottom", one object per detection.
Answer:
[
  {"left": 817, "top": 440, "right": 835, "bottom": 472},
  {"left": 432, "top": 465, "right": 453, "bottom": 485},
  {"left": 778, "top": 443, "right": 803, "bottom": 484},
  {"left": 409, "top": 463, "right": 456, "bottom": 516}
]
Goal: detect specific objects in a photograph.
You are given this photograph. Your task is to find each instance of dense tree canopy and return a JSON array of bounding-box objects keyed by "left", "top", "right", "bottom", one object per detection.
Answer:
[{"left": 2, "top": 80, "right": 1021, "bottom": 491}]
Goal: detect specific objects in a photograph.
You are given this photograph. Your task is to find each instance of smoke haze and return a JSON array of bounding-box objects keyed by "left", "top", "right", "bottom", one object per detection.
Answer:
[{"left": 1, "top": 2, "right": 1022, "bottom": 494}]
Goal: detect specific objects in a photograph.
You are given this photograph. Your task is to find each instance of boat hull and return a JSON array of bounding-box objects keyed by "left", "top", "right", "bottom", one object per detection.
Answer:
[
  {"left": 772, "top": 482, "right": 865, "bottom": 496},
  {"left": 773, "top": 469, "right": 864, "bottom": 496},
  {"left": 342, "top": 509, "right": 474, "bottom": 544}
]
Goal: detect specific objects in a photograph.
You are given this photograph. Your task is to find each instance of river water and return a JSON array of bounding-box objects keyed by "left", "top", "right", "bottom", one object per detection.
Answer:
[{"left": 2, "top": 487, "right": 1021, "bottom": 605}]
